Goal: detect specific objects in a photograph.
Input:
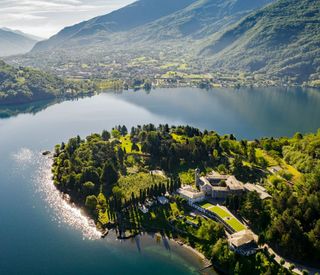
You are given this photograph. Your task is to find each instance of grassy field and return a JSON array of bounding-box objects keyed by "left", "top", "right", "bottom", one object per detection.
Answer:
[
  {"left": 225, "top": 217, "right": 246, "bottom": 232},
  {"left": 209, "top": 206, "right": 230, "bottom": 219}
]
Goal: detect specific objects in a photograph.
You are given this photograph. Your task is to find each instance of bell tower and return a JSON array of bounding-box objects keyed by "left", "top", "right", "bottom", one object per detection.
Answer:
[{"left": 195, "top": 168, "right": 200, "bottom": 187}]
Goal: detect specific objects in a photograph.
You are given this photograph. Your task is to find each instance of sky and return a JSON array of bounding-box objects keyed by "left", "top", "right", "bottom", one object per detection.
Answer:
[{"left": 0, "top": 0, "right": 135, "bottom": 38}]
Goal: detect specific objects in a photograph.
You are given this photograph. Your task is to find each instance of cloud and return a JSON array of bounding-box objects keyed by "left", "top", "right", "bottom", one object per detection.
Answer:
[{"left": 0, "top": 0, "right": 134, "bottom": 37}]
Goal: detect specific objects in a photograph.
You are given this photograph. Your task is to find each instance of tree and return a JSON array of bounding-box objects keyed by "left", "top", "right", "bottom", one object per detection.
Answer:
[
  {"left": 211, "top": 239, "right": 235, "bottom": 273},
  {"left": 248, "top": 145, "right": 256, "bottom": 163},
  {"left": 85, "top": 195, "right": 98, "bottom": 211},
  {"left": 232, "top": 155, "right": 244, "bottom": 179},
  {"left": 120, "top": 125, "right": 128, "bottom": 136},
  {"left": 82, "top": 181, "right": 95, "bottom": 195},
  {"left": 101, "top": 161, "right": 119, "bottom": 193},
  {"left": 111, "top": 128, "right": 121, "bottom": 139},
  {"left": 131, "top": 142, "right": 139, "bottom": 152},
  {"left": 102, "top": 130, "right": 111, "bottom": 141},
  {"left": 117, "top": 147, "right": 124, "bottom": 165}
]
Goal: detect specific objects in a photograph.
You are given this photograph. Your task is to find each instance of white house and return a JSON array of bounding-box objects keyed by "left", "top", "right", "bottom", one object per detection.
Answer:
[{"left": 177, "top": 185, "right": 205, "bottom": 204}]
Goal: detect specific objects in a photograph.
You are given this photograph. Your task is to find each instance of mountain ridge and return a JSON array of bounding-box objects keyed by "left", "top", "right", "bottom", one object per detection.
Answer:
[
  {"left": 32, "top": 0, "right": 273, "bottom": 52},
  {"left": 0, "top": 28, "right": 41, "bottom": 57},
  {"left": 201, "top": 0, "right": 320, "bottom": 81}
]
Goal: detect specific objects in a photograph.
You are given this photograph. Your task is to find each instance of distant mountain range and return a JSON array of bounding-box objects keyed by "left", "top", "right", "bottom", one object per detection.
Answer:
[
  {"left": 0, "top": 28, "right": 43, "bottom": 57},
  {"left": 12, "top": 0, "right": 320, "bottom": 84},
  {"left": 33, "top": 0, "right": 273, "bottom": 51}
]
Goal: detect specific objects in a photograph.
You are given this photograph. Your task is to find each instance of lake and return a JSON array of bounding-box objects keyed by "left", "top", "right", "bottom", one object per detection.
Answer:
[{"left": 0, "top": 87, "right": 319, "bottom": 274}]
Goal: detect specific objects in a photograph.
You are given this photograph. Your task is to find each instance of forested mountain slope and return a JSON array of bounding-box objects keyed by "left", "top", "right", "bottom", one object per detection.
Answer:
[{"left": 201, "top": 0, "right": 320, "bottom": 82}]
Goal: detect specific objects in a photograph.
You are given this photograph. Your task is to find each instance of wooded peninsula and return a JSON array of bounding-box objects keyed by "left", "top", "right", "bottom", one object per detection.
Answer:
[{"left": 52, "top": 124, "right": 320, "bottom": 274}]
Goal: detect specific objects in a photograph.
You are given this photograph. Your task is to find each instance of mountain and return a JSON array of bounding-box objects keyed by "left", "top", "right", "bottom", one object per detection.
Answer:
[
  {"left": 0, "top": 28, "right": 42, "bottom": 57},
  {"left": 128, "top": 0, "right": 273, "bottom": 41},
  {"left": 201, "top": 0, "right": 320, "bottom": 82},
  {"left": 1, "top": 28, "right": 43, "bottom": 41},
  {"left": 0, "top": 60, "right": 93, "bottom": 105},
  {"left": 32, "top": 0, "right": 196, "bottom": 52},
  {"left": 18, "top": 0, "right": 320, "bottom": 85},
  {"left": 32, "top": 0, "right": 273, "bottom": 52}
]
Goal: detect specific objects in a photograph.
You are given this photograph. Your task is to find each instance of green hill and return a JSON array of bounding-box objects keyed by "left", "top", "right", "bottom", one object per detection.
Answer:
[
  {"left": 201, "top": 0, "right": 320, "bottom": 83},
  {"left": 0, "top": 60, "right": 93, "bottom": 105}
]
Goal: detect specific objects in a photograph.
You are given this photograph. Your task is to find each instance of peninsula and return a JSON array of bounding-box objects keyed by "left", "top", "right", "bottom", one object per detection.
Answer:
[{"left": 51, "top": 125, "right": 320, "bottom": 274}]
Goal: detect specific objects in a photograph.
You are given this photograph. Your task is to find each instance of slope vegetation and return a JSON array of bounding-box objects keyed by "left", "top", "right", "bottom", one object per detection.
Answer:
[
  {"left": 201, "top": 0, "right": 320, "bottom": 82},
  {"left": 0, "top": 60, "right": 93, "bottom": 105}
]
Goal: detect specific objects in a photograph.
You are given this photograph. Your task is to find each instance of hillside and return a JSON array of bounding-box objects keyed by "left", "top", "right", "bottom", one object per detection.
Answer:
[
  {"left": 32, "top": 0, "right": 196, "bottom": 52},
  {"left": 0, "top": 60, "right": 93, "bottom": 105},
  {"left": 128, "top": 0, "right": 273, "bottom": 41},
  {"left": 0, "top": 28, "right": 41, "bottom": 57},
  {"left": 201, "top": 0, "right": 320, "bottom": 82},
  {"left": 32, "top": 0, "right": 273, "bottom": 51}
]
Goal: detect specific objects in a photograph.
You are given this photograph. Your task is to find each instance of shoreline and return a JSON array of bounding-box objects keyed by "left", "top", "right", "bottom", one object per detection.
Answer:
[{"left": 173, "top": 239, "right": 207, "bottom": 261}]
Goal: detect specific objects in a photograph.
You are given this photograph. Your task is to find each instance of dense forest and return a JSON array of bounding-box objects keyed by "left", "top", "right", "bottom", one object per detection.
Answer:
[
  {"left": 237, "top": 131, "right": 320, "bottom": 265},
  {"left": 0, "top": 60, "right": 94, "bottom": 105},
  {"left": 51, "top": 124, "right": 320, "bottom": 272}
]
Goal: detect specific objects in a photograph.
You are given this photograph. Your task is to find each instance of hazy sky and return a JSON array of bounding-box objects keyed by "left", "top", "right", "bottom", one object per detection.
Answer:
[{"left": 0, "top": 0, "right": 135, "bottom": 38}]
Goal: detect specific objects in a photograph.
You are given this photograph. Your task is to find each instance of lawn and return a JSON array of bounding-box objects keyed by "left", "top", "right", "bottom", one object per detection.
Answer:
[
  {"left": 198, "top": 202, "right": 246, "bottom": 232},
  {"left": 225, "top": 217, "right": 246, "bottom": 232},
  {"left": 208, "top": 206, "right": 230, "bottom": 219},
  {"left": 119, "top": 135, "right": 141, "bottom": 153},
  {"left": 199, "top": 202, "right": 230, "bottom": 219},
  {"left": 199, "top": 202, "right": 214, "bottom": 209}
]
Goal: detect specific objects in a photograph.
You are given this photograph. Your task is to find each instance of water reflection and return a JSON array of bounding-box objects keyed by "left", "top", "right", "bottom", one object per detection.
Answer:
[
  {"left": 12, "top": 148, "right": 101, "bottom": 240},
  {"left": 0, "top": 99, "right": 58, "bottom": 119}
]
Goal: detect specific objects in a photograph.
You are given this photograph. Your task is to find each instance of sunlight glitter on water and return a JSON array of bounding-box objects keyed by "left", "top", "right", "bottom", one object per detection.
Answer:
[{"left": 14, "top": 148, "right": 101, "bottom": 240}]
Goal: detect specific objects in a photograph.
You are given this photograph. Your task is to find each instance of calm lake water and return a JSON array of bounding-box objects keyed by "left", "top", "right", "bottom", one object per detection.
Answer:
[{"left": 1, "top": 87, "right": 320, "bottom": 275}]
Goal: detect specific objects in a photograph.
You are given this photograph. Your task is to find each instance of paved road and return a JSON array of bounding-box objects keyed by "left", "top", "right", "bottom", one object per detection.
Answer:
[{"left": 262, "top": 244, "right": 320, "bottom": 275}]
